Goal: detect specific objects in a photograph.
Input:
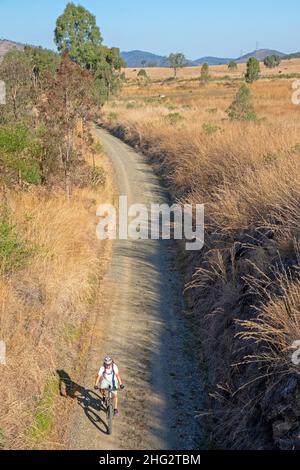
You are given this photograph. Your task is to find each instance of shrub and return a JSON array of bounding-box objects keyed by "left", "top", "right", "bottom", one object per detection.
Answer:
[
  {"left": 89, "top": 166, "right": 106, "bottom": 188},
  {"left": 245, "top": 57, "right": 260, "bottom": 83},
  {"left": 0, "top": 125, "right": 28, "bottom": 154},
  {"left": 93, "top": 142, "right": 103, "bottom": 154},
  {"left": 264, "top": 55, "right": 281, "bottom": 69},
  {"left": 64, "top": 322, "right": 81, "bottom": 343},
  {"left": 206, "top": 107, "right": 218, "bottom": 114},
  {"left": 228, "top": 60, "right": 238, "bottom": 71},
  {"left": 226, "top": 85, "right": 257, "bottom": 121},
  {"left": 291, "top": 143, "right": 300, "bottom": 154},
  {"left": 0, "top": 215, "right": 33, "bottom": 273},
  {"left": 137, "top": 69, "right": 147, "bottom": 78},
  {"left": 17, "top": 160, "right": 42, "bottom": 185},
  {"left": 200, "top": 63, "right": 210, "bottom": 82},
  {"left": 263, "top": 152, "right": 277, "bottom": 165},
  {"left": 29, "top": 378, "right": 58, "bottom": 443},
  {"left": 202, "top": 123, "right": 221, "bottom": 135},
  {"left": 165, "top": 112, "right": 184, "bottom": 125},
  {"left": 0, "top": 125, "right": 42, "bottom": 185},
  {"left": 107, "top": 112, "right": 118, "bottom": 122},
  {"left": 126, "top": 101, "right": 138, "bottom": 109}
]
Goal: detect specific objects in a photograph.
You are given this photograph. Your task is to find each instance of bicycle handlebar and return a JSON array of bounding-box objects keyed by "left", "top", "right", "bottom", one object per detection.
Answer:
[{"left": 94, "top": 385, "right": 124, "bottom": 391}]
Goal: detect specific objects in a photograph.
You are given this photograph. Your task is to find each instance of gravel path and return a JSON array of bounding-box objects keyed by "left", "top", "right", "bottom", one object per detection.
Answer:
[{"left": 69, "top": 127, "right": 203, "bottom": 450}]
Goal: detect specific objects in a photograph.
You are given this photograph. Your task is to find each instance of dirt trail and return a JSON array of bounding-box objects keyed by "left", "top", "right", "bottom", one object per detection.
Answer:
[{"left": 69, "top": 127, "right": 203, "bottom": 450}]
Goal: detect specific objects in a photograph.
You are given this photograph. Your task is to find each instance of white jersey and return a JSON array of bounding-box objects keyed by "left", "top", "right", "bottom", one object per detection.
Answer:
[{"left": 99, "top": 363, "right": 119, "bottom": 384}]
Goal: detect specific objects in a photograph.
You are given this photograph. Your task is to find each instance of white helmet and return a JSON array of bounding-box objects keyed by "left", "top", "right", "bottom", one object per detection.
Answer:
[{"left": 104, "top": 355, "right": 113, "bottom": 366}]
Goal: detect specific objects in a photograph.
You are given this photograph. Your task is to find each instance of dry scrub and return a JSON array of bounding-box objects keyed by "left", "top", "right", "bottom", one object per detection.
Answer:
[
  {"left": 102, "top": 74, "right": 300, "bottom": 449},
  {"left": 0, "top": 140, "right": 114, "bottom": 449}
]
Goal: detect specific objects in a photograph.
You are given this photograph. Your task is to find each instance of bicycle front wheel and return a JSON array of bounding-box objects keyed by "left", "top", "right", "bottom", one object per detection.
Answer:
[{"left": 107, "top": 404, "right": 113, "bottom": 435}]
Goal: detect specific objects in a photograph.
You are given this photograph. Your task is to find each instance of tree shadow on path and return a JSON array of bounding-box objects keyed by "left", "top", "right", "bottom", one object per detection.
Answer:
[{"left": 57, "top": 370, "right": 109, "bottom": 435}]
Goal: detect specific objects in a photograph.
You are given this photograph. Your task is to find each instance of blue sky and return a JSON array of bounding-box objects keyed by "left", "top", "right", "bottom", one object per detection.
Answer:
[{"left": 0, "top": 0, "right": 299, "bottom": 59}]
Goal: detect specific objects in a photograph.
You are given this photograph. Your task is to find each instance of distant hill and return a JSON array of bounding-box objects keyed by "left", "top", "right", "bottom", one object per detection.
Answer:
[
  {"left": 282, "top": 52, "right": 300, "bottom": 60},
  {"left": 0, "top": 39, "right": 25, "bottom": 61},
  {"left": 193, "top": 56, "right": 234, "bottom": 65},
  {"left": 0, "top": 40, "right": 295, "bottom": 69},
  {"left": 122, "top": 48, "right": 289, "bottom": 68},
  {"left": 121, "top": 50, "right": 169, "bottom": 68},
  {"left": 235, "top": 49, "right": 286, "bottom": 63}
]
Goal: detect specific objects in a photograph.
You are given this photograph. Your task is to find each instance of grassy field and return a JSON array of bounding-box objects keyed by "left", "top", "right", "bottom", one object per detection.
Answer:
[
  {"left": 124, "top": 57, "right": 300, "bottom": 81},
  {"left": 102, "top": 59, "right": 300, "bottom": 449}
]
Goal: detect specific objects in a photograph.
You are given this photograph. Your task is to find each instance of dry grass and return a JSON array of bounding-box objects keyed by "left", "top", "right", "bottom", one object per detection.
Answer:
[
  {"left": 124, "top": 57, "right": 300, "bottom": 81},
  {"left": 103, "top": 68, "right": 300, "bottom": 448},
  {"left": 0, "top": 141, "right": 114, "bottom": 449},
  {"left": 239, "top": 268, "right": 300, "bottom": 372}
]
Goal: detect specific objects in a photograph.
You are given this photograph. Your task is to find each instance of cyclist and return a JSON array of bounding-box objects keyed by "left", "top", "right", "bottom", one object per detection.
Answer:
[{"left": 94, "top": 355, "right": 124, "bottom": 416}]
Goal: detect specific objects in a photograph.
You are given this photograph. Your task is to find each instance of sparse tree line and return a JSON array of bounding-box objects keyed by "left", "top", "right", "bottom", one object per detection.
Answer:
[
  {"left": 164, "top": 51, "right": 281, "bottom": 82},
  {"left": 0, "top": 3, "right": 124, "bottom": 197}
]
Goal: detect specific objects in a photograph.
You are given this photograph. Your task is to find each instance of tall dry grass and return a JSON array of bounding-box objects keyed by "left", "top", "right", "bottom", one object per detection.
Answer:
[
  {"left": 0, "top": 145, "right": 114, "bottom": 449},
  {"left": 103, "top": 76, "right": 300, "bottom": 448}
]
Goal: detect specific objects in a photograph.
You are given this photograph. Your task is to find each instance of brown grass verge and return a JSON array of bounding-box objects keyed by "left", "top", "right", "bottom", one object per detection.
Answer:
[{"left": 0, "top": 132, "right": 116, "bottom": 449}]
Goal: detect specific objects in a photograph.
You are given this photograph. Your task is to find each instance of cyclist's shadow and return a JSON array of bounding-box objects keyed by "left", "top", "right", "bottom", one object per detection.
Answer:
[{"left": 57, "top": 370, "right": 109, "bottom": 435}]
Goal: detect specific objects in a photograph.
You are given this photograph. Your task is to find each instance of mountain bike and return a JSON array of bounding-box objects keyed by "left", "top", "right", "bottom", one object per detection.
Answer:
[{"left": 95, "top": 385, "right": 122, "bottom": 435}]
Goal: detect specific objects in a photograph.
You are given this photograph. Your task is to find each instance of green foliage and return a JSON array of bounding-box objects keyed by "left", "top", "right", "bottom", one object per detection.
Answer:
[
  {"left": 0, "top": 215, "right": 33, "bottom": 273},
  {"left": 228, "top": 60, "right": 238, "bottom": 71},
  {"left": 200, "top": 63, "right": 210, "bottom": 82},
  {"left": 290, "top": 143, "right": 300, "bottom": 154},
  {"left": 206, "top": 107, "right": 218, "bottom": 114},
  {"left": 126, "top": 101, "right": 138, "bottom": 109},
  {"left": 0, "top": 47, "right": 60, "bottom": 125},
  {"left": 93, "top": 141, "right": 103, "bottom": 154},
  {"left": 263, "top": 152, "right": 277, "bottom": 165},
  {"left": 0, "top": 125, "right": 42, "bottom": 185},
  {"left": 86, "top": 272, "right": 98, "bottom": 305},
  {"left": 0, "top": 50, "right": 32, "bottom": 121},
  {"left": 54, "top": 3, "right": 103, "bottom": 60},
  {"left": 167, "top": 104, "right": 177, "bottom": 111},
  {"left": 92, "top": 46, "right": 124, "bottom": 102},
  {"left": 165, "top": 112, "right": 184, "bottom": 125},
  {"left": 264, "top": 55, "right": 281, "bottom": 69},
  {"left": 54, "top": 4, "right": 123, "bottom": 103},
  {"left": 0, "top": 6, "right": 123, "bottom": 194},
  {"left": 89, "top": 166, "right": 106, "bottom": 188},
  {"left": 24, "top": 46, "right": 59, "bottom": 83},
  {"left": 17, "top": 160, "right": 41, "bottom": 184},
  {"left": 245, "top": 57, "right": 260, "bottom": 83},
  {"left": 64, "top": 322, "right": 81, "bottom": 343},
  {"left": 168, "top": 53, "right": 187, "bottom": 78},
  {"left": 0, "top": 124, "right": 28, "bottom": 153},
  {"left": 107, "top": 112, "right": 118, "bottom": 122},
  {"left": 202, "top": 123, "right": 221, "bottom": 135},
  {"left": 29, "top": 378, "right": 58, "bottom": 443},
  {"left": 226, "top": 85, "right": 257, "bottom": 121},
  {"left": 137, "top": 69, "right": 147, "bottom": 78}
]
